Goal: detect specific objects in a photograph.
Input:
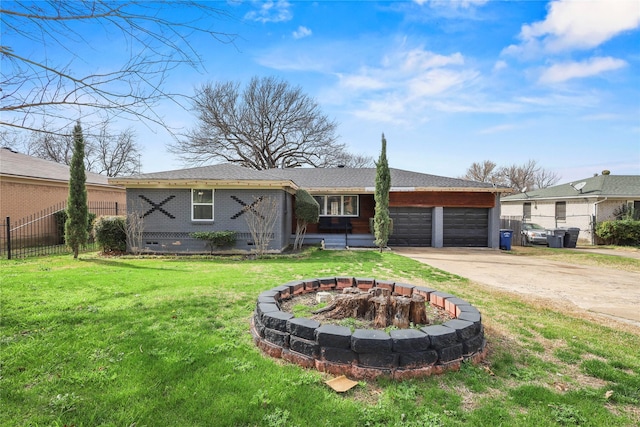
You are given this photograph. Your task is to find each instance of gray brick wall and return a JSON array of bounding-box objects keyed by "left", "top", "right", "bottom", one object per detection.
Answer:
[{"left": 127, "top": 188, "right": 291, "bottom": 253}]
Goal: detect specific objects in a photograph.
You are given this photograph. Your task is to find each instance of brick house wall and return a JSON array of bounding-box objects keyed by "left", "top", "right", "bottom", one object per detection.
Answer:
[{"left": 1, "top": 176, "right": 126, "bottom": 222}]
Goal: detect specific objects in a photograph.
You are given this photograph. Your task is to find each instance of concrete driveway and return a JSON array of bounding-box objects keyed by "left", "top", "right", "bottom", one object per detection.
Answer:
[{"left": 393, "top": 247, "right": 640, "bottom": 329}]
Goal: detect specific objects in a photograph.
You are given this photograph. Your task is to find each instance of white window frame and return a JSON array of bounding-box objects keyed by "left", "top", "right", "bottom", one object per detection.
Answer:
[
  {"left": 192, "top": 189, "right": 214, "bottom": 221},
  {"left": 314, "top": 195, "right": 359, "bottom": 217}
]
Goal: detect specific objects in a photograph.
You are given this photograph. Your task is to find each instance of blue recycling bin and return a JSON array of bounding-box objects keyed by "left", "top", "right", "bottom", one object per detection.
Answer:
[{"left": 499, "top": 229, "right": 513, "bottom": 250}]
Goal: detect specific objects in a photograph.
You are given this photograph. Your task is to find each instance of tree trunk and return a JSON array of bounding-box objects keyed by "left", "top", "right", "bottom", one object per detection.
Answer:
[
  {"left": 409, "top": 294, "right": 429, "bottom": 325},
  {"left": 324, "top": 293, "right": 370, "bottom": 320},
  {"left": 319, "top": 289, "right": 429, "bottom": 329},
  {"left": 369, "top": 287, "right": 391, "bottom": 298},
  {"left": 391, "top": 297, "right": 411, "bottom": 329},
  {"left": 371, "top": 295, "right": 389, "bottom": 328}
]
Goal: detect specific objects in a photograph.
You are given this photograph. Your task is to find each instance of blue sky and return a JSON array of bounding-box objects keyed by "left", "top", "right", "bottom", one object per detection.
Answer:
[{"left": 9, "top": 0, "right": 640, "bottom": 182}]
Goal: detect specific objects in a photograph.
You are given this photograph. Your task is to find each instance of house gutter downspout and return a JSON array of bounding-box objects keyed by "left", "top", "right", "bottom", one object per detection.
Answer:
[{"left": 591, "top": 197, "right": 608, "bottom": 245}]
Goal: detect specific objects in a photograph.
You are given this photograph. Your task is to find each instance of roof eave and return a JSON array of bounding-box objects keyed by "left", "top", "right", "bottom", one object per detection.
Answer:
[
  {"left": 304, "top": 186, "right": 506, "bottom": 193},
  {"left": 413, "top": 186, "right": 509, "bottom": 193},
  {"left": 108, "top": 178, "right": 298, "bottom": 192},
  {"left": 2, "top": 173, "right": 120, "bottom": 189},
  {"left": 501, "top": 193, "right": 630, "bottom": 202}
]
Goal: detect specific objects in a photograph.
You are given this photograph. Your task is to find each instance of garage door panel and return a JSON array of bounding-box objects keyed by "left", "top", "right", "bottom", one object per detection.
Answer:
[
  {"left": 389, "top": 207, "right": 432, "bottom": 247},
  {"left": 443, "top": 208, "right": 488, "bottom": 247}
]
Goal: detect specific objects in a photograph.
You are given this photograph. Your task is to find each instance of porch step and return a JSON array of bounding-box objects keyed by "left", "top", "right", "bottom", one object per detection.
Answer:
[{"left": 322, "top": 235, "right": 347, "bottom": 250}]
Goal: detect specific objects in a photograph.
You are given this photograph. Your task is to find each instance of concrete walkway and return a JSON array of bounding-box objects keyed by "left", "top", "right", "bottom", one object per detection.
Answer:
[{"left": 393, "top": 247, "right": 640, "bottom": 329}]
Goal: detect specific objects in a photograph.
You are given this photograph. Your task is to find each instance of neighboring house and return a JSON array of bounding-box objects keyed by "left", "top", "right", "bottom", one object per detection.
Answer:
[
  {"left": 0, "top": 147, "right": 126, "bottom": 222},
  {"left": 109, "top": 164, "right": 510, "bottom": 253},
  {"left": 501, "top": 174, "right": 640, "bottom": 245}
]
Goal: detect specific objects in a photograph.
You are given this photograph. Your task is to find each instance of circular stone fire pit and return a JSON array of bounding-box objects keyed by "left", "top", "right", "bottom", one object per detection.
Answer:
[{"left": 250, "top": 277, "right": 487, "bottom": 380}]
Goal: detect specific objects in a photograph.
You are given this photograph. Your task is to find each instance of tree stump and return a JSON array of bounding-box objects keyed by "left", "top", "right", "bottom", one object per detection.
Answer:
[
  {"left": 324, "top": 293, "right": 370, "bottom": 320},
  {"left": 371, "top": 295, "right": 389, "bottom": 328},
  {"left": 391, "top": 296, "right": 411, "bottom": 329},
  {"left": 409, "top": 294, "right": 429, "bottom": 325},
  {"left": 313, "top": 288, "right": 430, "bottom": 329},
  {"left": 369, "top": 287, "right": 391, "bottom": 298}
]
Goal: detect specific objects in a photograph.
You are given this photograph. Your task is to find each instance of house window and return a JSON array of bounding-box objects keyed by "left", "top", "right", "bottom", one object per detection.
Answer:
[
  {"left": 192, "top": 189, "right": 214, "bottom": 221},
  {"left": 555, "top": 201, "right": 566, "bottom": 221},
  {"left": 313, "top": 195, "right": 359, "bottom": 217},
  {"left": 523, "top": 202, "right": 531, "bottom": 220}
]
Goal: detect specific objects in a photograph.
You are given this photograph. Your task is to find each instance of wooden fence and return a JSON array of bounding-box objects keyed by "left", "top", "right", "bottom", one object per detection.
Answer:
[{"left": 500, "top": 216, "right": 526, "bottom": 246}]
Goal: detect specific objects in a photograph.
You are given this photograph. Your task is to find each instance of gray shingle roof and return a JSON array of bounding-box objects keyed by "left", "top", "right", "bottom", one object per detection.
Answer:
[
  {"left": 502, "top": 175, "right": 640, "bottom": 201},
  {"left": 110, "top": 163, "right": 503, "bottom": 192},
  {"left": 0, "top": 147, "right": 112, "bottom": 185},
  {"left": 123, "top": 163, "right": 284, "bottom": 181},
  {"left": 266, "top": 167, "right": 499, "bottom": 190}
]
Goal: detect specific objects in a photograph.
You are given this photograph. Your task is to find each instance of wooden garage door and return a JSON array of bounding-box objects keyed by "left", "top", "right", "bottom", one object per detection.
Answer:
[
  {"left": 443, "top": 208, "right": 488, "bottom": 247},
  {"left": 388, "top": 207, "right": 432, "bottom": 247}
]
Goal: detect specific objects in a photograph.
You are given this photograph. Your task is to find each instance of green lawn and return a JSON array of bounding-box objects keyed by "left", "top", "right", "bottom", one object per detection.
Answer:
[{"left": 1, "top": 249, "right": 639, "bottom": 426}]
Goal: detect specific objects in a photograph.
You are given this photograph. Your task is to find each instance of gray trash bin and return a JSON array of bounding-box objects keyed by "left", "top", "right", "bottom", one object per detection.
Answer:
[
  {"left": 546, "top": 229, "right": 566, "bottom": 248},
  {"left": 562, "top": 227, "right": 580, "bottom": 248}
]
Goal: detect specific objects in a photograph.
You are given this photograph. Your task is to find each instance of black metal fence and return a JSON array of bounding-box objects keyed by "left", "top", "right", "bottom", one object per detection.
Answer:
[{"left": 1, "top": 201, "right": 124, "bottom": 259}]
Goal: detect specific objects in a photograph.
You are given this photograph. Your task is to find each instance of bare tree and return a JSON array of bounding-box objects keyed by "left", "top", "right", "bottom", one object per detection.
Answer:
[
  {"left": 244, "top": 196, "right": 279, "bottom": 257},
  {"left": 533, "top": 168, "right": 560, "bottom": 190},
  {"left": 26, "top": 131, "right": 74, "bottom": 165},
  {"left": 174, "top": 76, "right": 354, "bottom": 170},
  {"left": 462, "top": 159, "right": 559, "bottom": 192},
  {"left": 23, "top": 122, "right": 141, "bottom": 176},
  {"left": 497, "top": 160, "right": 560, "bottom": 192},
  {"left": 93, "top": 125, "right": 140, "bottom": 176},
  {"left": 498, "top": 160, "right": 541, "bottom": 192},
  {"left": 461, "top": 160, "right": 498, "bottom": 183},
  {"left": 322, "top": 151, "right": 375, "bottom": 168},
  {"left": 1, "top": 1, "right": 235, "bottom": 136},
  {"left": 496, "top": 161, "right": 534, "bottom": 192},
  {"left": 124, "top": 200, "right": 145, "bottom": 255}
]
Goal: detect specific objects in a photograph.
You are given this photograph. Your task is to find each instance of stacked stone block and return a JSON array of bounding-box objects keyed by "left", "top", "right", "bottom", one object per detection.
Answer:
[{"left": 251, "top": 277, "right": 486, "bottom": 380}]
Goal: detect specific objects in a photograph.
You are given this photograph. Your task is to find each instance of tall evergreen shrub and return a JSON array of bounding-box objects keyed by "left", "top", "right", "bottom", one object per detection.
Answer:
[
  {"left": 374, "top": 134, "right": 391, "bottom": 251},
  {"left": 65, "top": 122, "right": 89, "bottom": 259}
]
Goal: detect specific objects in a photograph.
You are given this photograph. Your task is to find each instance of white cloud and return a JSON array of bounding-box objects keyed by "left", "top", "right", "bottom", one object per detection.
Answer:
[
  {"left": 493, "top": 60, "right": 508, "bottom": 71},
  {"left": 505, "top": 0, "right": 640, "bottom": 56},
  {"left": 431, "top": 99, "right": 524, "bottom": 114},
  {"left": 414, "top": 0, "right": 489, "bottom": 8},
  {"left": 400, "top": 50, "right": 464, "bottom": 71},
  {"left": 339, "top": 74, "right": 387, "bottom": 91},
  {"left": 539, "top": 56, "right": 627, "bottom": 83},
  {"left": 339, "top": 49, "right": 469, "bottom": 94},
  {"left": 408, "top": 68, "right": 478, "bottom": 97},
  {"left": 515, "top": 92, "right": 600, "bottom": 109},
  {"left": 292, "top": 25, "right": 312, "bottom": 39},
  {"left": 244, "top": 0, "right": 292, "bottom": 23},
  {"left": 352, "top": 97, "right": 412, "bottom": 124},
  {"left": 334, "top": 47, "right": 479, "bottom": 123}
]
